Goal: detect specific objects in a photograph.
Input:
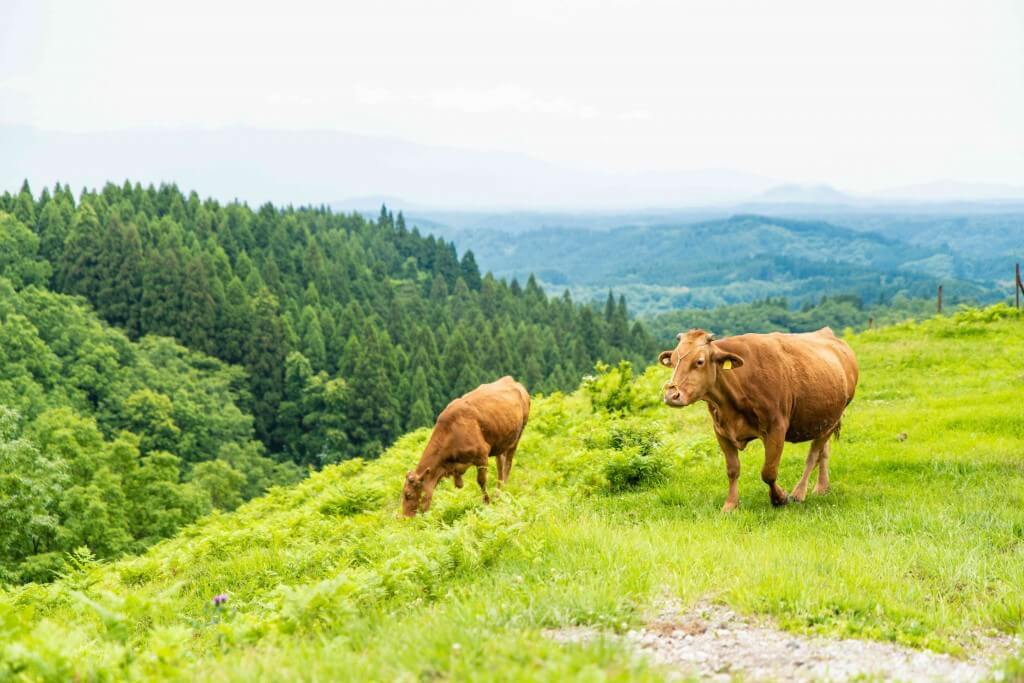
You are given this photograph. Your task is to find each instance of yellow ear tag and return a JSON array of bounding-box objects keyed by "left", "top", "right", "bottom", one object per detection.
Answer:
[{"left": 723, "top": 359, "right": 733, "bottom": 370}]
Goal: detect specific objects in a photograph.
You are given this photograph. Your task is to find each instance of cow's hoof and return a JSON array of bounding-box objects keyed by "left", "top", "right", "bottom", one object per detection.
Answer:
[
  {"left": 789, "top": 491, "right": 807, "bottom": 503},
  {"left": 813, "top": 485, "right": 830, "bottom": 496},
  {"left": 721, "top": 501, "right": 739, "bottom": 513},
  {"left": 770, "top": 493, "right": 790, "bottom": 507}
]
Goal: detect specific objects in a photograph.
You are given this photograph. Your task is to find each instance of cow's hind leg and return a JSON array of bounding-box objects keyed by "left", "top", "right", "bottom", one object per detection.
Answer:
[
  {"left": 715, "top": 433, "right": 741, "bottom": 512},
  {"left": 790, "top": 435, "right": 827, "bottom": 503},
  {"left": 501, "top": 437, "right": 522, "bottom": 483},
  {"left": 762, "top": 430, "right": 789, "bottom": 507},
  {"left": 814, "top": 437, "right": 832, "bottom": 495},
  {"left": 494, "top": 452, "right": 507, "bottom": 488},
  {"left": 476, "top": 464, "right": 491, "bottom": 504}
]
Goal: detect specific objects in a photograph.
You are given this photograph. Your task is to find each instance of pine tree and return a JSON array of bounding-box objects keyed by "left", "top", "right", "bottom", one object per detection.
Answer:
[
  {"left": 338, "top": 333, "right": 361, "bottom": 379},
  {"left": 609, "top": 294, "right": 630, "bottom": 350},
  {"left": 320, "top": 307, "right": 340, "bottom": 373},
  {"left": 460, "top": 250, "right": 482, "bottom": 291},
  {"left": 179, "top": 254, "right": 218, "bottom": 354},
  {"left": 441, "top": 327, "right": 478, "bottom": 397},
  {"left": 429, "top": 274, "right": 449, "bottom": 301},
  {"left": 36, "top": 200, "right": 71, "bottom": 268},
  {"left": 56, "top": 204, "right": 105, "bottom": 297},
  {"left": 406, "top": 366, "right": 434, "bottom": 429},
  {"left": 97, "top": 219, "right": 144, "bottom": 337},
  {"left": 276, "top": 352, "right": 313, "bottom": 461},
  {"left": 220, "top": 277, "right": 252, "bottom": 366},
  {"left": 245, "top": 291, "right": 289, "bottom": 449},
  {"left": 344, "top": 323, "right": 400, "bottom": 458},
  {"left": 299, "top": 306, "right": 327, "bottom": 371},
  {"left": 139, "top": 234, "right": 185, "bottom": 337},
  {"left": 14, "top": 180, "right": 35, "bottom": 226}
]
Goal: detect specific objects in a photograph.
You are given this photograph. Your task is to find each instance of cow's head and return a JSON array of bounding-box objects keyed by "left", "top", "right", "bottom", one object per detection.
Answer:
[
  {"left": 401, "top": 468, "right": 432, "bottom": 517},
  {"left": 658, "top": 329, "right": 745, "bottom": 407}
]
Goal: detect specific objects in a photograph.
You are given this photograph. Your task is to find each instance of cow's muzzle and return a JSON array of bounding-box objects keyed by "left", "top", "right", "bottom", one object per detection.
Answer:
[{"left": 662, "top": 385, "right": 688, "bottom": 407}]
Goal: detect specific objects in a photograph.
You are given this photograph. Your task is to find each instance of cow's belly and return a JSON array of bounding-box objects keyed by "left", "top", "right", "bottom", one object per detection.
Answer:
[
  {"left": 785, "top": 395, "right": 847, "bottom": 442},
  {"left": 783, "top": 353, "right": 853, "bottom": 442}
]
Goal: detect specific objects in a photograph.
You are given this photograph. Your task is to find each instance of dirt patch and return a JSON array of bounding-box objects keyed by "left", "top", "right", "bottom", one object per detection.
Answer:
[{"left": 544, "top": 599, "right": 1021, "bottom": 682}]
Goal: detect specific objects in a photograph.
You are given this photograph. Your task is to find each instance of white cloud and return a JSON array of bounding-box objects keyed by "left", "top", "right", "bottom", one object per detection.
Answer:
[{"left": 429, "top": 85, "right": 600, "bottom": 119}]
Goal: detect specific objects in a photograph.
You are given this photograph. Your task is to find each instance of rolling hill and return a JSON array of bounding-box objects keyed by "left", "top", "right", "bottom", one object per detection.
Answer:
[{"left": 436, "top": 214, "right": 1008, "bottom": 315}]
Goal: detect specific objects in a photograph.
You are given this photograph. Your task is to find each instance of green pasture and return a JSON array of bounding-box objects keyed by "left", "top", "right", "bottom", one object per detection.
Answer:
[{"left": 2, "top": 306, "right": 1022, "bottom": 681}]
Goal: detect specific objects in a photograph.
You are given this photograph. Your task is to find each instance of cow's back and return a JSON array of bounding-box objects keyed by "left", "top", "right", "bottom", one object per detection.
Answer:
[
  {"left": 723, "top": 328, "right": 858, "bottom": 442},
  {"left": 438, "top": 377, "right": 529, "bottom": 455}
]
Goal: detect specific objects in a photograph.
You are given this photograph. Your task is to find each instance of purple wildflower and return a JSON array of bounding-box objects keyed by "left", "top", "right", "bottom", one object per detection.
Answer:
[{"left": 212, "top": 593, "right": 229, "bottom": 607}]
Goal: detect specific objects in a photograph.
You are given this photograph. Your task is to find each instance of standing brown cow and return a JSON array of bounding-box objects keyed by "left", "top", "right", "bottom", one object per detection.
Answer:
[
  {"left": 659, "top": 328, "right": 858, "bottom": 511},
  {"left": 402, "top": 376, "right": 530, "bottom": 517}
]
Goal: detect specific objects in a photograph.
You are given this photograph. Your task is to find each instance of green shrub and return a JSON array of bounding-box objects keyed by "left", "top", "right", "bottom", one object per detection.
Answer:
[
  {"left": 582, "top": 418, "right": 671, "bottom": 493},
  {"left": 952, "top": 303, "right": 1020, "bottom": 324},
  {"left": 607, "top": 420, "right": 662, "bottom": 457},
  {"left": 602, "top": 447, "right": 669, "bottom": 492},
  {"left": 14, "top": 552, "right": 66, "bottom": 584},
  {"left": 582, "top": 361, "right": 654, "bottom": 414}
]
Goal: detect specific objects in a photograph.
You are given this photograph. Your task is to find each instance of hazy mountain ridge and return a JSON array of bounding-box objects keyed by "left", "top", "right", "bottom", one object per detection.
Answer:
[
  {"left": 422, "top": 213, "right": 1019, "bottom": 315},
  {"left": 7, "top": 126, "right": 1024, "bottom": 212},
  {"left": 2, "top": 126, "right": 773, "bottom": 210}
]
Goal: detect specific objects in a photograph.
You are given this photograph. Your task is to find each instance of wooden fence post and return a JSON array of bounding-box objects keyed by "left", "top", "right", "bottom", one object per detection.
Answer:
[
  {"left": 937, "top": 284, "right": 943, "bottom": 314},
  {"left": 868, "top": 317, "right": 874, "bottom": 329},
  {"left": 1017, "top": 263, "right": 1021, "bottom": 310}
]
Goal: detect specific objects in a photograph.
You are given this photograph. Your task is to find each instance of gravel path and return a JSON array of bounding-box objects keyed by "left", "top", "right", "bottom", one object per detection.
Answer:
[{"left": 544, "top": 599, "right": 1020, "bottom": 682}]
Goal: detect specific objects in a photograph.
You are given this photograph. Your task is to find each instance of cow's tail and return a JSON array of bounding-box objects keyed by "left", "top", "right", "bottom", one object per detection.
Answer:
[{"left": 831, "top": 420, "right": 842, "bottom": 441}]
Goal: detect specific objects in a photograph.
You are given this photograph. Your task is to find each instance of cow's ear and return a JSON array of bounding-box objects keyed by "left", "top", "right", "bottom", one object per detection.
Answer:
[
  {"left": 658, "top": 351, "right": 674, "bottom": 368},
  {"left": 711, "top": 347, "right": 744, "bottom": 370}
]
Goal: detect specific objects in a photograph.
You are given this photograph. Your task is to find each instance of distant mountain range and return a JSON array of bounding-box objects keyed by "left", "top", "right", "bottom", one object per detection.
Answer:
[
  {"left": 2, "top": 125, "right": 771, "bottom": 209},
  {"left": 873, "top": 179, "right": 1024, "bottom": 202},
  {"left": 755, "top": 184, "right": 855, "bottom": 204},
  {"left": 5, "top": 125, "right": 1024, "bottom": 210},
  {"left": 428, "top": 213, "right": 1024, "bottom": 316}
]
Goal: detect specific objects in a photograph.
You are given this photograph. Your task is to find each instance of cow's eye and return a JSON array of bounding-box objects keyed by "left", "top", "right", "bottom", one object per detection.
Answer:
[{"left": 696, "top": 358, "right": 705, "bottom": 366}]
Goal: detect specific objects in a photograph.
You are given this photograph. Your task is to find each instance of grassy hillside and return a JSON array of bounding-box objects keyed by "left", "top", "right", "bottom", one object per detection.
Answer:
[{"left": 2, "top": 307, "right": 1023, "bottom": 680}]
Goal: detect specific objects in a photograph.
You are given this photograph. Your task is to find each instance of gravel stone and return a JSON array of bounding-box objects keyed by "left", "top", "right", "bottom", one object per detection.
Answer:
[{"left": 542, "top": 599, "right": 1021, "bottom": 682}]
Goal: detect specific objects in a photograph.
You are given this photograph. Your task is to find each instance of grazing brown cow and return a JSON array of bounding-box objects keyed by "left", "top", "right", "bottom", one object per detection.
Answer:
[
  {"left": 658, "top": 328, "right": 858, "bottom": 511},
  {"left": 402, "top": 376, "right": 530, "bottom": 517}
]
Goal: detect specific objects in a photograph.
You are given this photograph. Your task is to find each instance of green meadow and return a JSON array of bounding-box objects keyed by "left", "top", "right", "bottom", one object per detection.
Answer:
[{"left": 2, "top": 306, "right": 1023, "bottom": 681}]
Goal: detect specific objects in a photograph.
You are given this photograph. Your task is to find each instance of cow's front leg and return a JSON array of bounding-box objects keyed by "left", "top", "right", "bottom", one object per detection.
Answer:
[
  {"left": 761, "top": 430, "right": 789, "bottom": 507},
  {"left": 715, "top": 433, "right": 741, "bottom": 512},
  {"left": 476, "top": 464, "right": 490, "bottom": 504}
]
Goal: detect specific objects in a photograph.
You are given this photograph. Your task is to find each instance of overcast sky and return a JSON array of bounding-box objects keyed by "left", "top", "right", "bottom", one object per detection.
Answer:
[{"left": 3, "top": 0, "right": 1023, "bottom": 193}]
